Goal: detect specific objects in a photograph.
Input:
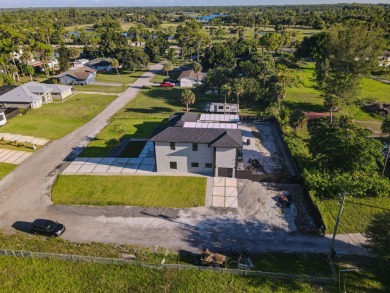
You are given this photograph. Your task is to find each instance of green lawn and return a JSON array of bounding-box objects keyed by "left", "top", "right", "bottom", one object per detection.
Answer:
[
  {"left": 95, "top": 69, "right": 146, "bottom": 84},
  {"left": 80, "top": 118, "right": 165, "bottom": 157},
  {"left": 73, "top": 84, "right": 127, "bottom": 93},
  {"left": 0, "top": 162, "right": 16, "bottom": 180},
  {"left": 315, "top": 196, "right": 390, "bottom": 233},
  {"left": 52, "top": 175, "right": 207, "bottom": 208},
  {"left": 0, "top": 256, "right": 321, "bottom": 293},
  {"left": 115, "top": 87, "right": 212, "bottom": 119},
  {"left": 0, "top": 94, "right": 116, "bottom": 140}
]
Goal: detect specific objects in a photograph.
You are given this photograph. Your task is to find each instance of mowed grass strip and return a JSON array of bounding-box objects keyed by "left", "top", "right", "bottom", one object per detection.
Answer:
[
  {"left": 0, "top": 162, "right": 16, "bottom": 180},
  {"left": 0, "top": 256, "right": 319, "bottom": 293},
  {"left": 73, "top": 84, "right": 128, "bottom": 93},
  {"left": 0, "top": 93, "right": 116, "bottom": 140},
  {"left": 52, "top": 175, "right": 206, "bottom": 208},
  {"left": 95, "top": 69, "right": 146, "bottom": 84},
  {"left": 315, "top": 197, "right": 390, "bottom": 233}
]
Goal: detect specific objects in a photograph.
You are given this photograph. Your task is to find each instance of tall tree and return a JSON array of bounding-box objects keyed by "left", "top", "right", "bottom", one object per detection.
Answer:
[
  {"left": 221, "top": 84, "right": 232, "bottom": 114},
  {"left": 181, "top": 89, "right": 196, "bottom": 112},
  {"left": 57, "top": 43, "right": 70, "bottom": 72},
  {"left": 323, "top": 94, "right": 340, "bottom": 124},
  {"left": 111, "top": 58, "right": 122, "bottom": 84},
  {"left": 381, "top": 117, "right": 390, "bottom": 177},
  {"left": 163, "top": 61, "right": 173, "bottom": 77}
]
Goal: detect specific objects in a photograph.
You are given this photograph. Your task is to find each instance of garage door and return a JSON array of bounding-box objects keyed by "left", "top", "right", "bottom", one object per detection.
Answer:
[{"left": 218, "top": 167, "right": 233, "bottom": 178}]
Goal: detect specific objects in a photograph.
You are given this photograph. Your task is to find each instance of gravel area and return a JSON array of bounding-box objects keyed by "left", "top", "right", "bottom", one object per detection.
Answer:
[{"left": 239, "top": 123, "right": 297, "bottom": 176}]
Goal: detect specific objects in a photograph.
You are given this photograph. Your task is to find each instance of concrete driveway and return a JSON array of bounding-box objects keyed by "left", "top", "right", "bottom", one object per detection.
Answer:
[{"left": 0, "top": 62, "right": 368, "bottom": 256}]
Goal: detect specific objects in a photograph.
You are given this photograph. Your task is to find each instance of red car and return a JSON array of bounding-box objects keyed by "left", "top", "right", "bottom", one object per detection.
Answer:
[{"left": 160, "top": 82, "right": 175, "bottom": 87}]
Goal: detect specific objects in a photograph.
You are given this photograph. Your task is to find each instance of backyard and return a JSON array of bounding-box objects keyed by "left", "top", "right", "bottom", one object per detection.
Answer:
[
  {"left": 0, "top": 93, "right": 116, "bottom": 140},
  {"left": 52, "top": 175, "right": 207, "bottom": 208}
]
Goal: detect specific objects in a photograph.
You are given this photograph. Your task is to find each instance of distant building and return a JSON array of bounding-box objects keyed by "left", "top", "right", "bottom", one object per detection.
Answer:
[
  {"left": 209, "top": 103, "right": 239, "bottom": 114},
  {"left": 53, "top": 66, "right": 97, "bottom": 85},
  {"left": 87, "top": 58, "right": 112, "bottom": 72},
  {"left": 70, "top": 59, "right": 89, "bottom": 69},
  {"left": 178, "top": 70, "right": 204, "bottom": 87}
]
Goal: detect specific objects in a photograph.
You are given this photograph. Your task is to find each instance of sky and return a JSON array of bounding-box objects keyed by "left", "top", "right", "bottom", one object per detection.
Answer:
[{"left": 0, "top": 0, "right": 389, "bottom": 9}]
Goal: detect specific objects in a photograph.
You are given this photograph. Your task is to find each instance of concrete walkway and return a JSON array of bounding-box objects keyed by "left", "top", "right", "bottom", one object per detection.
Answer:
[
  {"left": 0, "top": 149, "right": 32, "bottom": 164},
  {"left": 0, "top": 133, "right": 49, "bottom": 146},
  {"left": 212, "top": 177, "right": 238, "bottom": 208}
]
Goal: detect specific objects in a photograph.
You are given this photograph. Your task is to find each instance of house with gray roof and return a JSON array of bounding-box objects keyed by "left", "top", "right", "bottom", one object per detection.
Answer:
[
  {"left": 53, "top": 66, "right": 97, "bottom": 85},
  {"left": 149, "top": 113, "right": 243, "bottom": 177},
  {"left": 87, "top": 58, "right": 112, "bottom": 72},
  {"left": 0, "top": 82, "right": 73, "bottom": 109}
]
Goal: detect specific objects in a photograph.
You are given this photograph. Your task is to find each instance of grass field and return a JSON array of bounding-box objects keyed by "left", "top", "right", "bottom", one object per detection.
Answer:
[
  {"left": 0, "top": 163, "right": 16, "bottom": 180},
  {"left": 115, "top": 87, "right": 212, "bottom": 119},
  {"left": 80, "top": 118, "right": 165, "bottom": 157},
  {"left": 0, "top": 256, "right": 323, "bottom": 293},
  {"left": 0, "top": 94, "right": 116, "bottom": 140},
  {"left": 73, "top": 84, "right": 127, "bottom": 93},
  {"left": 315, "top": 197, "right": 390, "bottom": 233},
  {"left": 52, "top": 175, "right": 207, "bottom": 208},
  {"left": 95, "top": 69, "right": 146, "bottom": 84}
]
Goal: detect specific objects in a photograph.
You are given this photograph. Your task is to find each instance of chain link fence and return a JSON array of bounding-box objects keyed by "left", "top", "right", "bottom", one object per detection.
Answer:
[{"left": 0, "top": 248, "right": 336, "bottom": 285}]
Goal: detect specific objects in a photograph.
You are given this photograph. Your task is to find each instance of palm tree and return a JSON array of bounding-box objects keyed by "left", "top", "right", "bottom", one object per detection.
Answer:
[
  {"left": 233, "top": 83, "right": 244, "bottom": 113},
  {"left": 181, "top": 89, "right": 196, "bottom": 112},
  {"left": 323, "top": 94, "right": 340, "bottom": 124},
  {"left": 163, "top": 61, "right": 173, "bottom": 77},
  {"left": 111, "top": 58, "right": 122, "bottom": 84},
  {"left": 381, "top": 116, "right": 390, "bottom": 177},
  {"left": 221, "top": 84, "right": 231, "bottom": 114}
]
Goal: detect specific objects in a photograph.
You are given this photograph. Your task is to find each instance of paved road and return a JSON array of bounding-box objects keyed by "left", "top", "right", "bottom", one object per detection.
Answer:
[{"left": 0, "top": 62, "right": 368, "bottom": 256}]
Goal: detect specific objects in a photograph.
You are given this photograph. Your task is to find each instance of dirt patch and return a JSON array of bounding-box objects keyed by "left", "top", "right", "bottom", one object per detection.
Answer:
[
  {"left": 237, "top": 180, "right": 317, "bottom": 233},
  {"left": 239, "top": 123, "right": 297, "bottom": 177}
]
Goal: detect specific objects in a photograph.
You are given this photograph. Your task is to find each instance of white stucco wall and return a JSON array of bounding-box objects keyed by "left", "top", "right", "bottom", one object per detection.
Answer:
[
  {"left": 0, "top": 113, "right": 6, "bottom": 125},
  {"left": 154, "top": 142, "right": 214, "bottom": 175},
  {"left": 215, "top": 148, "right": 238, "bottom": 177},
  {"left": 180, "top": 78, "right": 194, "bottom": 87}
]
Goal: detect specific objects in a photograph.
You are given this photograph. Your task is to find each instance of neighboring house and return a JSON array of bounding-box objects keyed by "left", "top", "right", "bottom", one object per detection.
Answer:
[
  {"left": 0, "top": 109, "right": 6, "bottom": 126},
  {"left": 0, "top": 82, "right": 71, "bottom": 109},
  {"left": 71, "top": 59, "right": 89, "bottom": 69},
  {"left": 43, "top": 84, "right": 73, "bottom": 100},
  {"left": 209, "top": 103, "right": 239, "bottom": 114},
  {"left": 149, "top": 112, "right": 243, "bottom": 177},
  {"left": 178, "top": 70, "right": 204, "bottom": 87},
  {"left": 53, "top": 66, "right": 97, "bottom": 85},
  {"left": 87, "top": 58, "right": 112, "bottom": 72}
]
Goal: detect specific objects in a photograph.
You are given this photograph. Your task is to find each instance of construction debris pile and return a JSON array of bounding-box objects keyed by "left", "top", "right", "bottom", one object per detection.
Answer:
[{"left": 200, "top": 249, "right": 226, "bottom": 268}]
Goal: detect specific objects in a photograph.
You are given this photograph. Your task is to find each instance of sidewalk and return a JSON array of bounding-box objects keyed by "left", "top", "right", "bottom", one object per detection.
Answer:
[
  {"left": 0, "top": 148, "right": 32, "bottom": 164},
  {"left": 0, "top": 133, "right": 49, "bottom": 146}
]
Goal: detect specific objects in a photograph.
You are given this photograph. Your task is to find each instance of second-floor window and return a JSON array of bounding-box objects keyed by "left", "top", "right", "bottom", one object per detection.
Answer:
[
  {"left": 192, "top": 143, "right": 198, "bottom": 151},
  {"left": 170, "top": 142, "right": 175, "bottom": 150}
]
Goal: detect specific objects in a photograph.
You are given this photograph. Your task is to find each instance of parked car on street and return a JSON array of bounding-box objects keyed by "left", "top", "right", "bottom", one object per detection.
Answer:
[
  {"left": 160, "top": 81, "right": 175, "bottom": 87},
  {"left": 30, "top": 219, "right": 65, "bottom": 237}
]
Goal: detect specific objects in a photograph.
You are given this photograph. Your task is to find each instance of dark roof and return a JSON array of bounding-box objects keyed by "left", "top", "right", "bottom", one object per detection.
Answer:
[
  {"left": 88, "top": 58, "right": 112, "bottom": 67},
  {"left": 149, "top": 127, "right": 242, "bottom": 148},
  {"left": 53, "top": 66, "right": 96, "bottom": 81},
  {"left": 0, "top": 85, "right": 18, "bottom": 96},
  {"left": 168, "top": 112, "right": 199, "bottom": 127}
]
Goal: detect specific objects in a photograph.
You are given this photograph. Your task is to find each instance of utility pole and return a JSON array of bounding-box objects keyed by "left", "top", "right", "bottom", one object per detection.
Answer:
[{"left": 327, "top": 192, "right": 347, "bottom": 263}]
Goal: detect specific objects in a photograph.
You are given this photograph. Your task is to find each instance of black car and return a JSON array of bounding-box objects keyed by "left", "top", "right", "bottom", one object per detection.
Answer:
[{"left": 30, "top": 219, "right": 65, "bottom": 237}]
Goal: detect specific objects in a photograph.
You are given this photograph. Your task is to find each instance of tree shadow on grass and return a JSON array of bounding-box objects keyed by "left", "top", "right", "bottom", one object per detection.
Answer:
[{"left": 283, "top": 101, "right": 325, "bottom": 112}]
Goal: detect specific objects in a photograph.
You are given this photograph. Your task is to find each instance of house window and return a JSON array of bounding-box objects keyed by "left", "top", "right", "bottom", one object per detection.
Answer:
[
  {"left": 192, "top": 143, "right": 198, "bottom": 151},
  {"left": 170, "top": 142, "right": 175, "bottom": 150},
  {"left": 218, "top": 105, "right": 224, "bottom": 110},
  {"left": 170, "top": 162, "right": 177, "bottom": 169},
  {"left": 205, "top": 163, "right": 213, "bottom": 168},
  {"left": 191, "top": 162, "right": 199, "bottom": 168}
]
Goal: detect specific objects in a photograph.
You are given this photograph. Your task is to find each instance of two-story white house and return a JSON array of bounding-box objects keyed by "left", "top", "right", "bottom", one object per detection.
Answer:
[{"left": 149, "top": 113, "right": 243, "bottom": 177}]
